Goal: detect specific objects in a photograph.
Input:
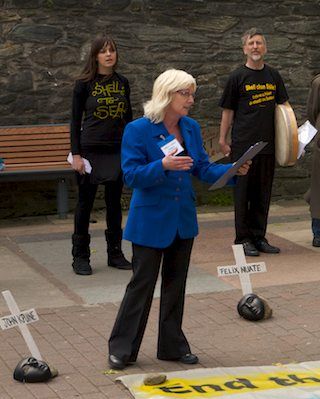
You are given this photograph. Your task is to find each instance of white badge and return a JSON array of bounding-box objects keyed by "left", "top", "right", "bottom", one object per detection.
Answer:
[{"left": 158, "top": 135, "right": 184, "bottom": 156}]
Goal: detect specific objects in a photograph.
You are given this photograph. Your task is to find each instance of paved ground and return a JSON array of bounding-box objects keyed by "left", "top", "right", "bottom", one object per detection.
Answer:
[{"left": 0, "top": 199, "right": 319, "bottom": 398}]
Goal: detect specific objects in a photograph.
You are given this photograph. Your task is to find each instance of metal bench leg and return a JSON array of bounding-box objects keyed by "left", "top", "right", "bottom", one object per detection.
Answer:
[{"left": 57, "top": 178, "right": 69, "bottom": 219}]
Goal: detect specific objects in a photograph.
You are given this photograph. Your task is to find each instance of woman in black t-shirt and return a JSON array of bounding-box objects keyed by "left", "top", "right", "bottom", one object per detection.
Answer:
[{"left": 70, "top": 34, "right": 132, "bottom": 275}]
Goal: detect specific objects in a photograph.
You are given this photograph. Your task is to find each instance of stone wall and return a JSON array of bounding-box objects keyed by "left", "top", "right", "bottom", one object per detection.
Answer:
[{"left": 0, "top": 0, "right": 318, "bottom": 217}]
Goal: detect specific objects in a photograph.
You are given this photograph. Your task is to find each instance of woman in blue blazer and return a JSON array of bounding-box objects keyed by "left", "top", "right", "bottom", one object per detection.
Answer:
[{"left": 108, "top": 69, "right": 250, "bottom": 370}]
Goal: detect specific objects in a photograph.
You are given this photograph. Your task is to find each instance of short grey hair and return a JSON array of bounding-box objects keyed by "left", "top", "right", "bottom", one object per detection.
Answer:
[
  {"left": 241, "top": 28, "right": 266, "bottom": 46},
  {"left": 143, "top": 69, "right": 196, "bottom": 123}
]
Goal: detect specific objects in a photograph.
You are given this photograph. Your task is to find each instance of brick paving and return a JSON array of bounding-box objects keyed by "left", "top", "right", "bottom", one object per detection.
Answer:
[
  {"left": 2, "top": 283, "right": 320, "bottom": 397},
  {"left": 0, "top": 201, "right": 319, "bottom": 398}
]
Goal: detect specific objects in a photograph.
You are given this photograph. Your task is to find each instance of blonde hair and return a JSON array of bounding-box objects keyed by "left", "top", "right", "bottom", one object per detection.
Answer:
[{"left": 144, "top": 69, "right": 196, "bottom": 123}]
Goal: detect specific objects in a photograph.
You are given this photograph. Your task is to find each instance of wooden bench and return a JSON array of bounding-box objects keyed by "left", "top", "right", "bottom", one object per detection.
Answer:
[{"left": 0, "top": 123, "right": 74, "bottom": 218}]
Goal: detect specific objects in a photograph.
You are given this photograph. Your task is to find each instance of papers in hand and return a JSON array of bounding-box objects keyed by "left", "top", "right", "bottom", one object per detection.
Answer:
[
  {"left": 297, "top": 120, "right": 318, "bottom": 159},
  {"left": 209, "top": 141, "right": 268, "bottom": 191},
  {"left": 67, "top": 152, "right": 92, "bottom": 174}
]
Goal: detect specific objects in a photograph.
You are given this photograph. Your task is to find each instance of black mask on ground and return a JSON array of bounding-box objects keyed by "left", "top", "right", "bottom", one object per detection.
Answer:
[
  {"left": 237, "top": 293, "right": 265, "bottom": 321},
  {"left": 13, "top": 357, "right": 53, "bottom": 383}
]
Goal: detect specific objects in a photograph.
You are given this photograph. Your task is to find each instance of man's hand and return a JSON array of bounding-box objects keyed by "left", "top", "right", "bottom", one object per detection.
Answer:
[
  {"left": 219, "top": 108, "right": 234, "bottom": 156},
  {"left": 219, "top": 140, "right": 231, "bottom": 157},
  {"left": 236, "top": 160, "right": 251, "bottom": 176}
]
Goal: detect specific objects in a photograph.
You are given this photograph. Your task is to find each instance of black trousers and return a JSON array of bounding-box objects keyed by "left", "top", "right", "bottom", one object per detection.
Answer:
[
  {"left": 108, "top": 236, "right": 194, "bottom": 362},
  {"left": 233, "top": 154, "right": 275, "bottom": 243},
  {"left": 74, "top": 173, "right": 124, "bottom": 235}
]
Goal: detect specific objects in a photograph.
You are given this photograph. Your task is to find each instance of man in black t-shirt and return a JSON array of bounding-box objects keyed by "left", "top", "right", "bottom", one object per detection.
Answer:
[{"left": 219, "top": 28, "right": 289, "bottom": 256}]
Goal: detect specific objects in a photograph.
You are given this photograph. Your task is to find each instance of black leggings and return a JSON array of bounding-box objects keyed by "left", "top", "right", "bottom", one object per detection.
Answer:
[{"left": 74, "top": 173, "right": 124, "bottom": 235}]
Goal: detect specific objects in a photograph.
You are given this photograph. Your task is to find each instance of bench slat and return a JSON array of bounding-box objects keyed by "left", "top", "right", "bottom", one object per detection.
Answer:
[
  {"left": 3, "top": 149, "right": 69, "bottom": 159},
  {"left": 0, "top": 125, "right": 69, "bottom": 135},
  {"left": 4, "top": 162, "right": 71, "bottom": 171},
  {"left": 1, "top": 139, "right": 70, "bottom": 148},
  {"left": 2, "top": 144, "right": 70, "bottom": 153},
  {"left": 0, "top": 133, "right": 70, "bottom": 141},
  {"left": 5, "top": 155, "right": 69, "bottom": 163}
]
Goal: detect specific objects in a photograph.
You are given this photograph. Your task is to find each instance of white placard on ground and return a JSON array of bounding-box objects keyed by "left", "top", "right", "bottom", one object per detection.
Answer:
[
  {"left": 217, "top": 244, "right": 267, "bottom": 295},
  {"left": 217, "top": 261, "right": 266, "bottom": 276},
  {"left": 1, "top": 290, "right": 42, "bottom": 360},
  {"left": 0, "top": 308, "right": 39, "bottom": 330}
]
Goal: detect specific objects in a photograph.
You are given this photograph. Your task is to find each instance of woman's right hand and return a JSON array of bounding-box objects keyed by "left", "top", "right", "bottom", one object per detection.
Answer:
[
  {"left": 162, "top": 149, "right": 193, "bottom": 171},
  {"left": 72, "top": 154, "right": 86, "bottom": 174}
]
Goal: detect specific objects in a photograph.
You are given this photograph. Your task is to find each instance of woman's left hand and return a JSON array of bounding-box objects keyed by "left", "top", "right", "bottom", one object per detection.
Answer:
[{"left": 236, "top": 160, "right": 251, "bottom": 175}]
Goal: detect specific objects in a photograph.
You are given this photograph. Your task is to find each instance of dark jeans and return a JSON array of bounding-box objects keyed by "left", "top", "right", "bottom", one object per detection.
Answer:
[
  {"left": 312, "top": 218, "right": 320, "bottom": 238},
  {"left": 233, "top": 154, "right": 275, "bottom": 243},
  {"left": 108, "top": 235, "right": 194, "bottom": 362},
  {"left": 74, "top": 173, "right": 124, "bottom": 235}
]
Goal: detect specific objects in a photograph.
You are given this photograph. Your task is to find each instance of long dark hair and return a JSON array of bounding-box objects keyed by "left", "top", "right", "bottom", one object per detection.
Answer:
[{"left": 79, "top": 34, "right": 118, "bottom": 82}]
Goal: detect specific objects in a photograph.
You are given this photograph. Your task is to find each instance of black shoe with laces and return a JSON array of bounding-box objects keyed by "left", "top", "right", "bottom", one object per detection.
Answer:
[
  {"left": 242, "top": 241, "right": 259, "bottom": 257},
  {"left": 255, "top": 238, "right": 280, "bottom": 254}
]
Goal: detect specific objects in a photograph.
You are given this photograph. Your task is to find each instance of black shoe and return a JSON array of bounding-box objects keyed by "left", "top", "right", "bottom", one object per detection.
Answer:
[
  {"left": 313, "top": 237, "right": 320, "bottom": 247},
  {"left": 108, "top": 253, "right": 132, "bottom": 270},
  {"left": 255, "top": 238, "right": 280, "bottom": 254},
  {"left": 108, "top": 354, "right": 126, "bottom": 370},
  {"left": 242, "top": 241, "right": 259, "bottom": 257},
  {"left": 72, "top": 258, "right": 92, "bottom": 275},
  {"left": 179, "top": 353, "right": 199, "bottom": 364}
]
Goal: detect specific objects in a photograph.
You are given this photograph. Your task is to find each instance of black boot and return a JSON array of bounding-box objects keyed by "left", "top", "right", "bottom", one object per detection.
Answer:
[
  {"left": 72, "top": 234, "right": 92, "bottom": 275},
  {"left": 105, "top": 230, "right": 131, "bottom": 270}
]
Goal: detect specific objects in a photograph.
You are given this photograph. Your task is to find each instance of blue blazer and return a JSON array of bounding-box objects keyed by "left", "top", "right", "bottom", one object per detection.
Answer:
[{"left": 121, "top": 116, "right": 233, "bottom": 248}]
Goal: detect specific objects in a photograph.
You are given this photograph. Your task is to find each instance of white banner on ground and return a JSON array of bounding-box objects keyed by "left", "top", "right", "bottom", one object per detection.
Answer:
[{"left": 118, "top": 361, "right": 320, "bottom": 398}]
